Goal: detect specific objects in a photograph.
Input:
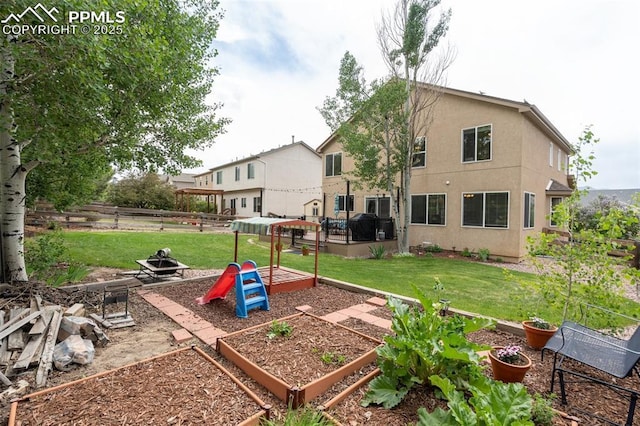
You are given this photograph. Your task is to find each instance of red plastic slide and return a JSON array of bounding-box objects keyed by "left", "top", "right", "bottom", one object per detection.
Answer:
[{"left": 195, "top": 264, "right": 239, "bottom": 304}]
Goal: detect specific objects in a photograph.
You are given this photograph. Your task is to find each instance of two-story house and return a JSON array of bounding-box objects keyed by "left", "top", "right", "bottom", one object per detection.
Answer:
[
  {"left": 317, "top": 85, "right": 574, "bottom": 261},
  {"left": 201, "top": 141, "right": 322, "bottom": 218}
]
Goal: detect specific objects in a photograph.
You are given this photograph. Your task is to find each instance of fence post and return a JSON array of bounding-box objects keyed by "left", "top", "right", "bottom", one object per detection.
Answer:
[
  {"left": 199, "top": 214, "right": 204, "bottom": 232},
  {"left": 65, "top": 215, "right": 70, "bottom": 228},
  {"left": 114, "top": 208, "right": 119, "bottom": 229},
  {"left": 160, "top": 212, "right": 164, "bottom": 231}
]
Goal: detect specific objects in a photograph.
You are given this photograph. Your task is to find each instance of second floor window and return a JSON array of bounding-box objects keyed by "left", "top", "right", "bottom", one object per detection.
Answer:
[
  {"left": 412, "top": 136, "right": 426, "bottom": 168},
  {"left": 462, "top": 124, "right": 492, "bottom": 162},
  {"left": 216, "top": 171, "right": 222, "bottom": 184},
  {"left": 247, "top": 162, "right": 255, "bottom": 179},
  {"left": 325, "top": 152, "right": 342, "bottom": 177},
  {"left": 234, "top": 166, "right": 240, "bottom": 181}
]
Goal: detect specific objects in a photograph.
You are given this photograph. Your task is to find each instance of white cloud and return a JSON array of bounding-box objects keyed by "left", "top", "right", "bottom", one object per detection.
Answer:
[{"left": 188, "top": 0, "right": 640, "bottom": 189}]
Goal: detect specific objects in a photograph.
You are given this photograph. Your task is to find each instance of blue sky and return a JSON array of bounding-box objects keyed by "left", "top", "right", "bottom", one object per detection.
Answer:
[{"left": 187, "top": 0, "right": 640, "bottom": 190}]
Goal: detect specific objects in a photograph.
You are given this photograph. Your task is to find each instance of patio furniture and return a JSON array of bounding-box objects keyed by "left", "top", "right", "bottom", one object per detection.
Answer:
[{"left": 542, "top": 306, "right": 640, "bottom": 426}]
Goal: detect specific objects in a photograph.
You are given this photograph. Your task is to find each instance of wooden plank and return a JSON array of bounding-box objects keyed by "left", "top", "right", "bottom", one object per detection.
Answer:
[
  {"left": 29, "top": 307, "right": 55, "bottom": 335},
  {"left": 89, "top": 313, "right": 114, "bottom": 328},
  {"left": 0, "top": 370, "right": 10, "bottom": 386},
  {"left": 7, "top": 309, "right": 28, "bottom": 351},
  {"left": 0, "top": 309, "right": 29, "bottom": 334},
  {"left": 13, "top": 312, "right": 51, "bottom": 369},
  {"left": 64, "top": 303, "right": 85, "bottom": 317},
  {"left": 0, "top": 313, "right": 7, "bottom": 367},
  {"left": 0, "top": 311, "right": 42, "bottom": 341},
  {"left": 35, "top": 309, "right": 62, "bottom": 388}
]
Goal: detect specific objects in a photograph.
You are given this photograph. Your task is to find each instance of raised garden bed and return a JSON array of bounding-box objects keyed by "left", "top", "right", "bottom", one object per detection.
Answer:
[
  {"left": 9, "top": 346, "right": 268, "bottom": 426},
  {"left": 216, "top": 312, "right": 381, "bottom": 408}
]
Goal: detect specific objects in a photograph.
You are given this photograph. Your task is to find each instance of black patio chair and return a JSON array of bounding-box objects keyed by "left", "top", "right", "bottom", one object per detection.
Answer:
[{"left": 542, "top": 305, "right": 640, "bottom": 426}]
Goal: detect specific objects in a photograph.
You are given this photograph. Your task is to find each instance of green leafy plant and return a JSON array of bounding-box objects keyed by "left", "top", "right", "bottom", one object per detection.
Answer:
[
  {"left": 361, "top": 285, "right": 494, "bottom": 409},
  {"left": 417, "top": 375, "right": 533, "bottom": 425},
  {"left": 267, "top": 320, "right": 293, "bottom": 339},
  {"left": 24, "top": 230, "right": 89, "bottom": 286},
  {"left": 477, "top": 248, "right": 490, "bottom": 262},
  {"left": 495, "top": 345, "right": 522, "bottom": 364},
  {"left": 369, "top": 244, "right": 386, "bottom": 259},
  {"left": 319, "top": 351, "right": 346, "bottom": 365},
  {"left": 260, "top": 405, "right": 332, "bottom": 425},
  {"left": 425, "top": 244, "right": 443, "bottom": 253},
  {"left": 461, "top": 247, "right": 472, "bottom": 257},
  {"left": 531, "top": 393, "right": 556, "bottom": 426},
  {"left": 529, "top": 316, "right": 551, "bottom": 330}
]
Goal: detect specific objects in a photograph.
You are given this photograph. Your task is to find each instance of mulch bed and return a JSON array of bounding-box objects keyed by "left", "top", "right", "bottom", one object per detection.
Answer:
[{"left": 12, "top": 348, "right": 265, "bottom": 425}]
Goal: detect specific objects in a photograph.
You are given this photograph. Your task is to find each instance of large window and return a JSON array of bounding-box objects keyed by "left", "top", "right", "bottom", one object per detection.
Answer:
[
  {"left": 524, "top": 192, "right": 535, "bottom": 229},
  {"left": 462, "top": 191, "right": 509, "bottom": 228},
  {"left": 241, "top": 197, "right": 247, "bottom": 208},
  {"left": 253, "top": 196, "right": 262, "bottom": 213},
  {"left": 550, "top": 196, "right": 563, "bottom": 227},
  {"left": 411, "top": 194, "right": 446, "bottom": 225},
  {"left": 247, "top": 162, "right": 255, "bottom": 179},
  {"left": 365, "top": 196, "right": 391, "bottom": 218},
  {"left": 412, "top": 136, "right": 426, "bottom": 168},
  {"left": 337, "top": 194, "right": 354, "bottom": 212},
  {"left": 234, "top": 166, "right": 240, "bottom": 181},
  {"left": 325, "top": 152, "right": 342, "bottom": 177},
  {"left": 216, "top": 171, "right": 222, "bottom": 184},
  {"left": 462, "top": 125, "right": 492, "bottom": 162}
]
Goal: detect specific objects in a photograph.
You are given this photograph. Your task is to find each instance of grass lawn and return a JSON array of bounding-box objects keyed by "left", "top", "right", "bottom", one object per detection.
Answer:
[{"left": 59, "top": 230, "right": 638, "bottom": 325}]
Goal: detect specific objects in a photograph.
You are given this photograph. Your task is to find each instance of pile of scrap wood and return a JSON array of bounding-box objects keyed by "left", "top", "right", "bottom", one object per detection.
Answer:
[{"left": 0, "top": 296, "right": 109, "bottom": 393}]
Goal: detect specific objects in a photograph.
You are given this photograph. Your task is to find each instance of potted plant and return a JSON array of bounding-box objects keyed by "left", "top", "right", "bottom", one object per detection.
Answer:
[
  {"left": 522, "top": 316, "right": 557, "bottom": 350},
  {"left": 488, "top": 344, "right": 532, "bottom": 383},
  {"left": 301, "top": 244, "right": 310, "bottom": 256}
]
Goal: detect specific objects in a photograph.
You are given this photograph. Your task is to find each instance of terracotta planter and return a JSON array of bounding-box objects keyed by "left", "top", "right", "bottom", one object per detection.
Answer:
[
  {"left": 301, "top": 247, "right": 310, "bottom": 256},
  {"left": 522, "top": 321, "right": 557, "bottom": 350},
  {"left": 488, "top": 347, "right": 532, "bottom": 383}
]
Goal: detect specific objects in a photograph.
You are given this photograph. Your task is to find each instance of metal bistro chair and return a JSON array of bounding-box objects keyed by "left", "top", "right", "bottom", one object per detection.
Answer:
[{"left": 542, "top": 304, "right": 640, "bottom": 426}]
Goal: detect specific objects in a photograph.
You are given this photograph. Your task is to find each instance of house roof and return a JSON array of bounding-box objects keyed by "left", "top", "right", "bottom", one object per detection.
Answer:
[
  {"left": 160, "top": 173, "right": 196, "bottom": 184},
  {"left": 546, "top": 179, "right": 574, "bottom": 195},
  {"left": 209, "top": 141, "right": 320, "bottom": 171},
  {"left": 580, "top": 189, "right": 640, "bottom": 207},
  {"left": 315, "top": 84, "right": 573, "bottom": 154}
]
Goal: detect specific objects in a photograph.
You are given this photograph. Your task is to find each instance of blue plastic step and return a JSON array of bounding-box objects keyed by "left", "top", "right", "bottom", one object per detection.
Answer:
[{"left": 235, "top": 260, "right": 270, "bottom": 319}]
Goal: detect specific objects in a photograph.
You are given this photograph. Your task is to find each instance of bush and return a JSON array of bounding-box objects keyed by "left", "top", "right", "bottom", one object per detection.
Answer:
[
  {"left": 424, "top": 244, "right": 443, "bottom": 253},
  {"left": 531, "top": 393, "right": 556, "bottom": 426},
  {"left": 461, "top": 247, "right": 472, "bottom": 257},
  {"left": 478, "top": 248, "right": 490, "bottom": 262},
  {"left": 369, "top": 244, "right": 386, "bottom": 259}
]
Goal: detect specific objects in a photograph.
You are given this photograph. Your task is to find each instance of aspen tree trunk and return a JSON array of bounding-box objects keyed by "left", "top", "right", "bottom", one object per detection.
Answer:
[{"left": 0, "top": 36, "right": 29, "bottom": 283}]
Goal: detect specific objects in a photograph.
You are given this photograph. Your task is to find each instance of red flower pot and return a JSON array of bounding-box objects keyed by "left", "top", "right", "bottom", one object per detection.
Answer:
[
  {"left": 488, "top": 347, "right": 532, "bottom": 383},
  {"left": 522, "top": 321, "right": 557, "bottom": 350}
]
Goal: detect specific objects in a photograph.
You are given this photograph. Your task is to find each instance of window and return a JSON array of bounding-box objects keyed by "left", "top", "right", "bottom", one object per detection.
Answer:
[
  {"left": 524, "top": 192, "right": 535, "bottom": 228},
  {"left": 234, "top": 166, "right": 240, "bottom": 181},
  {"left": 549, "top": 143, "right": 554, "bottom": 167},
  {"left": 412, "top": 137, "right": 426, "bottom": 168},
  {"left": 253, "top": 196, "right": 262, "bottom": 213},
  {"left": 241, "top": 198, "right": 246, "bottom": 208},
  {"left": 462, "top": 125, "right": 492, "bottom": 162},
  {"left": 312, "top": 207, "right": 319, "bottom": 216},
  {"left": 550, "top": 197, "right": 563, "bottom": 227},
  {"left": 338, "top": 194, "right": 354, "bottom": 212},
  {"left": 205, "top": 176, "right": 208, "bottom": 186},
  {"left": 365, "top": 196, "right": 391, "bottom": 218},
  {"left": 230, "top": 199, "right": 237, "bottom": 210},
  {"left": 247, "top": 162, "right": 255, "bottom": 179},
  {"left": 325, "top": 152, "right": 342, "bottom": 177},
  {"left": 462, "top": 192, "right": 508, "bottom": 228},
  {"left": 557, "top": 149, "right": 562, "bottom": 171},
  {"left": 216, "top": 171, "right": 223, "bottom": 184},
  {"left": 411, "top": 194, "right": 446, "bottom": 225}
]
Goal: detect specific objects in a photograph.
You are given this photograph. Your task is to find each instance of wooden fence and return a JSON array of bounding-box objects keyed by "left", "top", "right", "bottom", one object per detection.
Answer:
[
  {"left": 26, "top": 202, "right": 238, "bottom": 233},
  {"left": 542, "top": 227, "right": 640, "bottom": 269}
]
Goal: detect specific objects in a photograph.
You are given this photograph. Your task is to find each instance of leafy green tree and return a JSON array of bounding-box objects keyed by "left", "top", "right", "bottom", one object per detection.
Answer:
[
  {"left": 1, "top": 0, "right": 229, "bottom": 281},
  {"left": 319, "top": 0, "right": 453, "bottom": 253},
  {"left": 526, "top": 127, "right": 640, "bottom": 321},
  {"left": 106, "top": 173, "right": 175, "bottom": 210},
  {"left": 575, "top": 194, "right": 639, "bottom": 239}
]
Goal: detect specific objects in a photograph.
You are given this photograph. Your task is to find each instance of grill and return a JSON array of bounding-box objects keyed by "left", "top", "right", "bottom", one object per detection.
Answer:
[
  {"left": 146, "top": 247, "right": 179, "bottom": 274},
  {"left": 348, "top": 213, "right": 378, "bottom": 241}
]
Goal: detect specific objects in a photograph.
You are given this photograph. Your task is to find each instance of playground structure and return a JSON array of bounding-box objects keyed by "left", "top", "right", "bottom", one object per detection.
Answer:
[
  {"left": 196, "top": 260, "right": 270, "bottom": 318},
  {"left": 230, "top": 217, "right": 321, "bottom": 295}
]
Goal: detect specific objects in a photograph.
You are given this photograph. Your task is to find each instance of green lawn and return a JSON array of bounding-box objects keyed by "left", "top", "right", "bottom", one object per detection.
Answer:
[{"left": 59, "top": 230, "right": 638, "bottom": 325}]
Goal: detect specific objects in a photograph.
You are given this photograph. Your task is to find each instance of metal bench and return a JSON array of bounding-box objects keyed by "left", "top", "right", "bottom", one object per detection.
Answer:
[{"left": 542, "top": 306, "right": 640, "bottom": 426}]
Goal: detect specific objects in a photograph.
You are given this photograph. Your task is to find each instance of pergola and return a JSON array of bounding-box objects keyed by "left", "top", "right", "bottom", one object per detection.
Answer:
[
  {"left": 230, "top": 217, "right": 320, "bottom": 294},
  {"left": 174, "top": 188, "right": 224, "bottom": 213}
]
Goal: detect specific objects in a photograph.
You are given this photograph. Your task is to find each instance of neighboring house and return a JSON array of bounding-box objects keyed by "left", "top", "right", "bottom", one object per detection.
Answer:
[
  {"left": 161, "top": 173, "right": 196, "bottom": 190},
  {"left": 317, "top": 85, "right": 574, "bottom": 262},
  {"left": 303, "top": 198, "right": 323, "bottom": 222},
  {"left": 206, "top": 141, "right": 322, "bottom": 217}
]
